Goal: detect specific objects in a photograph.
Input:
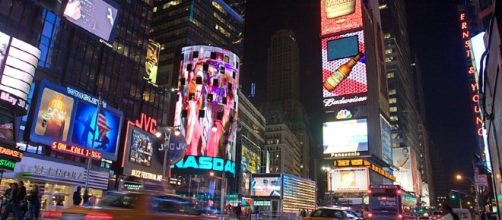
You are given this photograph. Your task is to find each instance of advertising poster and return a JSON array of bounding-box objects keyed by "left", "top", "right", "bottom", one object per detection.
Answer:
[
  {"left": 242, "top": 145, "right": 261, "bottom": 173},
  {"left": 323, "top": 118, "right": 368, "bottom": 154},
  {"left": 145, "top": 40, "right": 160, "bottom": 84},
  {"left": 0, "top": 112, "right": 14, "bottom": 142},
  {"left": 322, "top": 31, "right": 367, "bottom": 111},
  {"left": 251, "top": 176, "right": 282, "bottom": 197},
  {"left": 174, "top": 46, "right": 239, "bottom": 162},
  {"left": 63, "top": 0, "right": 119, "bottom": 42},
  {"left": 380, "top": 116, "right": 393, "bottom": 165},
  {"left": 34, "top": 88, "right": 74, "bottom": 141},
  {"left": 0, "top": 31, "right": 40, "bottom": 114},
  {"left": 128, "top": 128, "right": 154, "bottom": 167},
  {"left": 30, "top": 81, "right": 123, "bottom": 160},
  {"left": 71, "top": 102, "right": 121, "bottom": 155},
  {"left": 321, "top": 0, "right": 363, "bottom": 36},
  {"left": 329, "top": 168, "right": 368, "bottom": 192},
  {"left": 393, "top": 147, "right": 413, "bottom": 192}
]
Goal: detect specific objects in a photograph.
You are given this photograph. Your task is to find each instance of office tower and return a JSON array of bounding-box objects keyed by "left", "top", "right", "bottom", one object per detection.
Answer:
[
  {"left": 0, "top": 0, "right": 170, "bottom": 209},
  {"left": 380, "top": 0, "right": 431, "bottom": 200},
  {"left": 236, "top": 89, "right": 266, "bottom": 196},
  {"left": 263, "top": 29, "right": 311, "bottom": 178}
]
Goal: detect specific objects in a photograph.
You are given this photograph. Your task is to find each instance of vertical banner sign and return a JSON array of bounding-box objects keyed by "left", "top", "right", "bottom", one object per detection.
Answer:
[{"left": 457, "top": 9, "right": 484, "bottom": 148}]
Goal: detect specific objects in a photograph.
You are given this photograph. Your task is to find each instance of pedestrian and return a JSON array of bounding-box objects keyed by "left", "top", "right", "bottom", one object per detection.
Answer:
[
  {"left": 27, "top": 185, "right": 40, "bottom": 220},
  {"left": 235, "top": 202, "right": 242, "bottom": 219},
  {"left": 73, "top": 186, "right": 82, "bottom": 206},
  {"left": 83, "top": 189, "right": 90, "bottom": 206},
  {"left": 301, "top": 208, "right": 307, "bottom": 217},
  {"left": 1, "top": 182, "right": 18, "bottom": 220},
  {"left": 16, "top": 181, "right": 27, "bottom": 220},
  {"left": 443, "top": 205, "right": 460, "bottom": 220}
]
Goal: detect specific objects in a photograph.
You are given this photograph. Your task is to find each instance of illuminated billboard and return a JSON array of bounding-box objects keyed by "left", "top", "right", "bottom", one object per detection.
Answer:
[
  {"left": 145, "top": 40, "right": 160, "bottom": 84},
  {"left": 30, "top": 80, "right": 123, "bottom": 161},
  {"left": 393, "top": 147, "right": 413, "bottom": 192},
  {"left": 322, "top": 31, "right": 367, "bottom": 111},
  {"left": 323, "top": 118, "right": 368, "bottom": 154},
  {"left": 242, "top": 145, "right": 261, "bottom": 173},
  {"left": 173, "top": 155, "right": 236, "bottom": 176},
  {"left": 128, "top": 127, "right": 154, "bottom": 167},
  {"left": 174, "top": 45, "right": 239, "bottom": 162},
  {"left": 380, "top": 116, "right": 392, "bottom": 165},
  {"left": 251, "top": 175, "right": 282, "bottom": 197},
  {"left": 0, "top": 31, "right": 41, "bottom": 114},
  {"left": 321, "top": 0, "right": 363, "bottom": 36},
  {"left": 63, "top": 0, "right": 119, "bottom": 42},
  {"left": 328, "top": 168, "right": 368, "bottom": 192}
]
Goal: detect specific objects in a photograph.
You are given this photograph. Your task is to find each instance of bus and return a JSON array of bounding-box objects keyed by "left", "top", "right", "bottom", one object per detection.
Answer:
[{"left": 368, "top": 185, "right": 416, "bottom": 220}]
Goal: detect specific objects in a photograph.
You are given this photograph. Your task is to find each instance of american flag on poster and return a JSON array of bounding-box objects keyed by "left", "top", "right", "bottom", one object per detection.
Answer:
[
  {"left": 97, "top": 109, "right": 111, "bottom": 141},
  {"left": 321, "top": 31, "right": 368, "bottom": 99}
]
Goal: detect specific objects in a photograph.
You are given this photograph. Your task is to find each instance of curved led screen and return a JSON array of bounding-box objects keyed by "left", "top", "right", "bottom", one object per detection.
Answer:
[{"left": 174, "top": 45, "right": 239, "bottom": 162}]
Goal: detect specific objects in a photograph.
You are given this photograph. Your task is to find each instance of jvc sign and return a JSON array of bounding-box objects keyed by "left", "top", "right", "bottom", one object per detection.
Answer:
[{"left": 173, "top": 155, "right": 235, "bottom": 176}]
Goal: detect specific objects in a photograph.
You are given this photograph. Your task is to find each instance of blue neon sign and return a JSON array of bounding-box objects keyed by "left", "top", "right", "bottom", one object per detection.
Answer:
[{"left": 174, "top": 155, "right": 235, "bottom": 176}]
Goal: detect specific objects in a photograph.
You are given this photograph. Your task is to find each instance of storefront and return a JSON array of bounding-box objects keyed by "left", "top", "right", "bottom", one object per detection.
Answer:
[{"left": 1, "top": 156, "right": 109, "bottom": 210}]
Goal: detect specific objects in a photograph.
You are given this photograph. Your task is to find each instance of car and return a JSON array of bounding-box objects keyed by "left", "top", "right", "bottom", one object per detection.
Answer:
[
  {"left": 42, "top": 191, "right": 217, "bottom": 220},
  {"left": 305, "top": 207, "right": 361, "bottom": 220}
]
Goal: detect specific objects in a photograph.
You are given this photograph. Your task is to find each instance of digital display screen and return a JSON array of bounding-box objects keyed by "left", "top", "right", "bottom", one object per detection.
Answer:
[
  {"left": 242, "top": 145, "right": 260, "bottom": 173},
  {"left": 0, "top": 31, "right": 40, "bottom": 114},
  {"left": 327, "top": 35, "right": 359, "bottom": 61},
  {"left": 251, "top": 176, "right": 282, "bottom": 197},
  {"left": 329, "top": 168, "right": 368, "bottom": 192},
  {"left": 63, "top": 0, "right": 119, "bottom": 42},
  {"left": 322, "top": 31, "right": 367, "bottom": 111},
  {"left": 174, "top": 46, "right": 240, "bottom": 162},
  {"left": 30, "top": 80, "right": 123, "bottom": 160},
  {"left": 0, "top": 112, "right": 14, "bottom": 142},
  {"left": 128, "top": 128, "right": 154, "bottom": 167},
  {"left": 321, "top": 0, "right": 363, "bottom": 36},
  {"left": 145, "top": 40, "right": 160, "bottom": 84},
  {"left": 323, "top": 118, "right": 368, "bottom": 154},
  {"left": 380, "top": 116, "right": 392, "bottom": 165}
]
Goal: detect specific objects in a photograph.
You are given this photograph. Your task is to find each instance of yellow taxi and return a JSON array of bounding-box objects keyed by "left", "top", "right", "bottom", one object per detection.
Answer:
[
  {"left": 304, "top": 207, "right": 362, "bottom": 220},
  {"left": 42, "top": 191, "right": 218, "bottom": 220}
]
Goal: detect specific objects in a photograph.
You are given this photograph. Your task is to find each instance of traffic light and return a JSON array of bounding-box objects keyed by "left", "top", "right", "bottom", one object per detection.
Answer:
[{"left": 451, "top": 194, "right": 456, "bottom": 199}]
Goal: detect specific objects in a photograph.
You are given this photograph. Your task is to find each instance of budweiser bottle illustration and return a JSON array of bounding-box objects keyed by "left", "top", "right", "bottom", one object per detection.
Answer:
[
  {"left": 325, "top": 0, "right": 356, "bottom": 19},
  {"left": 323, "top": 53, "right": 363, "bottom": 92}
]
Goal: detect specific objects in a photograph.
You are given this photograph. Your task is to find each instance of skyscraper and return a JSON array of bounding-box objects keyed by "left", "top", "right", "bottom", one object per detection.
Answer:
[
  {"left": 263, "top": 29, "right": 311, "bottom": 178},
  {"left": 380, "top": 0, "right": 432, "bottom": 201}
]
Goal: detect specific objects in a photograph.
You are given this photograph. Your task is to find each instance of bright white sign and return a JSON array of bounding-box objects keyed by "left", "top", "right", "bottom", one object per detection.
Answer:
[
  {"left": 323, "top": 118, "right": 368, "bottom": 154},
  {"left": 328, "top": 168, "right": 368, "bottom": 192}
]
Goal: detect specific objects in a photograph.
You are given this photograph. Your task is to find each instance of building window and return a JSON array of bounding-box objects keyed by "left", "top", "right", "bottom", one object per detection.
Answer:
[
  {"left": 212, "top": 1, "right": 225, "bottom": 13},
  {"left": 388, "top": 89, "right": 396, "bottom": 95},
  {"left": 390, "top": 107, "right": 397, "bottom": 112},
  {"left": 387, "top": 72, "right": 395, "bottom": 78},
  {"left": 38, "top": 10, "right": 60, "bottom": 68},
  {"left": 162, "top": 0, "right": 181, "bottom": 10},
  {"left": 389, "top": 98, "right": 397, "bottom": 104},
  {"left": 215, "top": 24, "right": 231, "bottom": 38}
]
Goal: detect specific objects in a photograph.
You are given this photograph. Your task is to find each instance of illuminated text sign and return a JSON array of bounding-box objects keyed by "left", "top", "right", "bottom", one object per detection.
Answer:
[
  {"left": 0, "top": 146, "right": 23, "bottom": 161},
  {"left": 174, "top": 155, "right": 236, "bottom": 176},
  {"left": 459, "top": 11, "right": 483, "bottom": 138},
  {"left": 131, "top": 169, "right": 162, "bottom": 181},
  {"left": 134, "top": 113, "right": 157, "bottom": 135},
  {"left": 333, "top": 159, "right": 396, "bottom": 181},
  {"left": 51, "top": 141, "right": 102, "bottom": 160},
  {"left": 0, "top": 158, "right": 16, "bottom": 170}
]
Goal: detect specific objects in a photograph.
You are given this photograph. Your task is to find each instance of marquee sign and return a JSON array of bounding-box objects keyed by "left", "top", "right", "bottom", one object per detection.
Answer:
[
  {"left": 173, "top": 155, "right": 235, "bottom": 176},
  {"left": 0, "top": 145, "right": 23, "bottom": 161},
  {"left": 51, "top": 141, "right": 102, "bottom": 160}
]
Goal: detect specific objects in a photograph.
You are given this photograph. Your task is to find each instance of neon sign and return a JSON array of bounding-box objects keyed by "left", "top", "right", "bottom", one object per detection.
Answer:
[
  {"left": 134, "top": 113, "right": 157, "bottom": 135},
  {"left": 51, "top": 141, "right": 102, "bottom": 160},
  {"left": 458, "top": 10, "right": 484, "bottom": 138},
  {"left": 131, "top": 169, "right": 162, "bottom": 181},
  {"left": 0, "top": 146, "right": 23, "bottom": 161},
  {"left": 0, "top": 159, "right": 16, "bottom": 170},
  {"left": 174, "top": 155, "right": 235, "bottom": 175}
]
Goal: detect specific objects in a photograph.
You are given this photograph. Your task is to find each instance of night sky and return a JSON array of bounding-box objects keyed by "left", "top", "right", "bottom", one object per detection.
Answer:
[{"left": 243, "top": 0, "right": 479, "bottom": 192}]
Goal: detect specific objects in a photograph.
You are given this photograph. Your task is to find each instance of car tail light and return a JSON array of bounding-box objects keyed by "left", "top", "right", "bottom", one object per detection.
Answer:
[
  {"left": 84, "top": 212, "right": 113, "bottom": 220},
  {"left": 398, "top": 214, "right": 403, "bottom": 219},
  {"left": 42, "top": 211, "right": 63, "bottom": 218},
  {"left": 368, "top": 213, "right": 372, "bottom": 218}
]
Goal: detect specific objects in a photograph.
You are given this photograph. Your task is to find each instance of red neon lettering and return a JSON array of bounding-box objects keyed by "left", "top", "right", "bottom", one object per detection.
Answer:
[
  {"left": 472, "top": 94, "right": 479, "bottom": 102},
  {"left": 462, "top": 31, "right": 470, "bottom": 39},
  {"left": 470, "top": 83, "right": 478, "bottom": 92},
  {"left": 461, "top": 22, "right": 468, "bottom": 30},
  {"left": 135, "top": 113, "right": 157, "bottom": 135},
  {"left": 478, "top": 128, "right": 483, "bottom": 136},
  {"left": 476, "top": 117, "right": 483, "bottom": 125},
  {"left": 460, "top": 13, "right": 466, "bottom": 21},
  {"left": 474, "top": 105, "right": 480, "bottom": 113}
]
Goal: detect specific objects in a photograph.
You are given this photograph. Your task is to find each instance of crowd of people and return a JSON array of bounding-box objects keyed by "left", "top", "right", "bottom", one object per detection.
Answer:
[{"left": 0, "top": 181, "right": 40, "bottom": 220}]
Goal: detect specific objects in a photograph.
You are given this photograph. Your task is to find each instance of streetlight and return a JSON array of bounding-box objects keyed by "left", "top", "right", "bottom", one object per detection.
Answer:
[
  {"left": 156, "top": 126, "right": 181, "bottom": 183},
  {"left": 454, "top": 174, "right": 480, "bottom": 216}
]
